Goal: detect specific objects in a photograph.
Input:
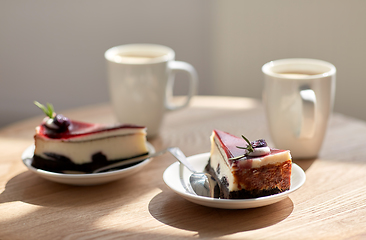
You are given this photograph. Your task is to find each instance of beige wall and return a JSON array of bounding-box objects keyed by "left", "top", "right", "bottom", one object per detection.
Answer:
[
  {"left": 212, "top": 1, "right": 366, "bottom": 121},
  {"left": 1, "top": 1, "right": 365, "bottom": 128},
  {"left": 0, "top": 0, "right": 212, "bottom": 127}
]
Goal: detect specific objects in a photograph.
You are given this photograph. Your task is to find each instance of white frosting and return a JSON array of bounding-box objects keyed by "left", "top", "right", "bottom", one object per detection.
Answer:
[
  {"left": 247, "top": 146, "right": 270, "bottom": 157},
  {"left": 45, "top": 118, "right": 60, "bottom": 130}
]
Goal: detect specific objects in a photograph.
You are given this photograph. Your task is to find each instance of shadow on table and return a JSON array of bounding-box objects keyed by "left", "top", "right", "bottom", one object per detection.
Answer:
[
  {"left": 148, "top": 191, "right": 294, "bottom": 238},
  {"left": 0, "top": 170, "right": 135, "bottom": 207},
  {"left": 1, "top": 171, "right": 177, "bottom": 239}
]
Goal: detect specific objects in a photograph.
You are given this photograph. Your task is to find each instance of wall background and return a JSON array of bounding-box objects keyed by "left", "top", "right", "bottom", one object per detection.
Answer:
[
  {"left": 212, "top": 1, "right": 366, "bottom": 121},
  {"left": 1, "top": 0, "right": 365, "bottom": 128},
  {"left": 0, "top": 0, "right": 212, "bottom": 127}
]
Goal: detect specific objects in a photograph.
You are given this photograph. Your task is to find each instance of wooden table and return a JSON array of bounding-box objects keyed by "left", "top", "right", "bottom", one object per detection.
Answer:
[{"left": 1, "top": 96, "right": 366, "bottom": 240}]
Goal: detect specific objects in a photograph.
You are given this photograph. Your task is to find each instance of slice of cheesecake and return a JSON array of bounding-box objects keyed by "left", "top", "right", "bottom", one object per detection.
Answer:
[
  {"left": 32, "top": 102, "right": 149, "bottom": 173},
  {"left": 205, "top": 130, "right": 292, "bottom": 199}
]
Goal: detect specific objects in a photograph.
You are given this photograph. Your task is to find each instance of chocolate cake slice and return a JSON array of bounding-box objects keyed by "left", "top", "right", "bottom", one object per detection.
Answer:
[
  {"left": 32, "top": 102, "right": 149, "bottom": 173},
  {"left": 206, "top": 130, "right": 292, "bottom": 199}
]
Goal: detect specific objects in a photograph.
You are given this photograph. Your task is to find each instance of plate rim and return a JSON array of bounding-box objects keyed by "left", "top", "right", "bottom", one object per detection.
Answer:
[
  {"left": 22, "top": 142, "right": 155, "bottom": 179},
  {"left": 163, "top": 152, "right": 306, "bottom": 208}
]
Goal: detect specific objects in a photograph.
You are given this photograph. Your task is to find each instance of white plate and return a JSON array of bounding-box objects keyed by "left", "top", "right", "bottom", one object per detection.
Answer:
[
  {"left": 163, "top": 152, "right": 306, "bottom": 209},
  {"left": 22, "top": 142, "right": 155, "bottom": 186}
]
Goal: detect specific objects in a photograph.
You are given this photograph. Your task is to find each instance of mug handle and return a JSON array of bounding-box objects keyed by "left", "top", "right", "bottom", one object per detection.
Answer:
[
  {"left": 298, "top": 86, "right": 316, "bottom": 138},
  {"left": 165, "top": 61, "right": 198, "bottom": 111}
]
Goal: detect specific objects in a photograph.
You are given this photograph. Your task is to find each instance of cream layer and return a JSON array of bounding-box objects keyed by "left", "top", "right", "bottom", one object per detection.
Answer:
[{"left": 34, "top": 131, "right": 148, "bottom": 165}]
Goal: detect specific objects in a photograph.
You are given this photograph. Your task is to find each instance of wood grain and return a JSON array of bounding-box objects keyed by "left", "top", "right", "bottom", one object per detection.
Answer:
[{"left": 1, "top": 96, "right": 366, "bottom": 240}]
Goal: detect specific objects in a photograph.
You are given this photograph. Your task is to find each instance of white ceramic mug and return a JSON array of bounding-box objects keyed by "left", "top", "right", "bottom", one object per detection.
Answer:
[
  {"left": 105, "top": 44, "right": 198, "bottom": 137},
  {"left": 262, "top": 58, "right": 336, "bottom": 159}
]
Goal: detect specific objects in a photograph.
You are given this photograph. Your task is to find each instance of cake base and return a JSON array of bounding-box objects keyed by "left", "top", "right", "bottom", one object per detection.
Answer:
[
  {"left": 205, "top": 158, "right": 291, "bottom": 199},
  {"left": 32, "top": 152, "right": 149, "bottom": 173}
]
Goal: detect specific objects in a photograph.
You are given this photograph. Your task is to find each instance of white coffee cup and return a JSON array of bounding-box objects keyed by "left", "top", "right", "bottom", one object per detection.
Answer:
[
  {"left": 262, "top": 58, "right": 336, "bottom": 159},
  {"left": 105, "top": 44, "right": 198, "bottom": 137}
]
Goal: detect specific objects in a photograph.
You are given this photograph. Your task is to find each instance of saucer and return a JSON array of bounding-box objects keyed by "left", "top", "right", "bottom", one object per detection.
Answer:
[
  {"left": 163, "top": 152, "right": 306, "bottom": 209},
  {"left": 21, "top": 142, "right": 155, "bottom": 186}
]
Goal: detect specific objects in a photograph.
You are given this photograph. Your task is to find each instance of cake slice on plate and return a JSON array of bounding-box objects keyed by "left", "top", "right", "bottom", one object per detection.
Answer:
[
  {"left": 206, "top": 129, "right": 292, "bottom": 199},
  {"left": 32, "top": 101, "right": 149, "bottom": 173}
]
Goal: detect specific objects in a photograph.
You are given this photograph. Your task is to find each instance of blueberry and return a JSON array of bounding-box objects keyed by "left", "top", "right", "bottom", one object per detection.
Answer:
[
  {"left": 251, "top": 139, "right": 267, "bottom": 148},
  {"left": 53, "top": 114, "right": 71, "bottom": 131},
  {"left": 221, "top": 176, "right": 229, "bottom": 187}
]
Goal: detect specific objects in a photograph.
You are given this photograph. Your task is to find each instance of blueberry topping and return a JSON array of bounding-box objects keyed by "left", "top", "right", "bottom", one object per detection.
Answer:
[
  {"left": 230, "top": 135, "right": 269, "bottom": 160},
  {"left": 52, "top": 114, "right": 71, "bottom": 132},
  {"left": 221, "top": 176, "right": 229, "bottom": 187},
  {"left": 34, "top": 101, "right": 71, "bottom": 133},
  {"left": 251, "top": 139, "right": 267, "bottom": 148}
]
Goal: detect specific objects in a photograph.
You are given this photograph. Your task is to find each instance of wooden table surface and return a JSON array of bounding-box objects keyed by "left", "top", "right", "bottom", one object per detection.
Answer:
[{"left": 1, "top": 96, "right": 366, "bottom": 240}]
